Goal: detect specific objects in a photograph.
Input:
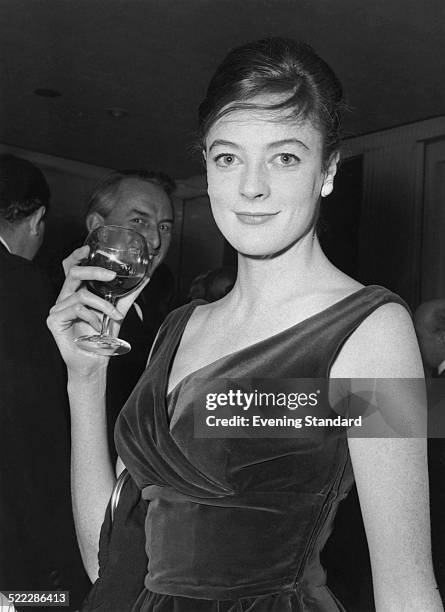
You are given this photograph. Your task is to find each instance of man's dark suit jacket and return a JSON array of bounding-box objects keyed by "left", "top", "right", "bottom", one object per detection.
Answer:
[{"left": 0, "top": 243, "right": 89, "bottom": 609}]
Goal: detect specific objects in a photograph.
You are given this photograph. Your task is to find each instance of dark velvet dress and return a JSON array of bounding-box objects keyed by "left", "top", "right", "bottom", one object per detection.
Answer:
[{"left": 109, "top": 285, "right": 406, "bottom": 611}]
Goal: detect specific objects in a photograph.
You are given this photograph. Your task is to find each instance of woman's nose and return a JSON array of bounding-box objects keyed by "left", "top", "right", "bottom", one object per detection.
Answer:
[{"left": 239, "top": 163, "right": 270, "bottom": 200}]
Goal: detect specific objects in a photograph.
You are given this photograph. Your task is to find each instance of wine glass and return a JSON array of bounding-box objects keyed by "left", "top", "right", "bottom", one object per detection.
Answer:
[{"left": 74, "top": 225, "right": 152, "bottom": 356}]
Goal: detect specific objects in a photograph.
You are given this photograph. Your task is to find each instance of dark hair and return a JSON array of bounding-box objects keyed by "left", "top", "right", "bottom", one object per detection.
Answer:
[
  {"left": 86, "top": 169, "right": 176, "bottom": 219},
  {"left": 198, "top": 38, "right": 345, "bottom": 167},
  {"left": 0, "top": 154, "right": 50, "bottom": 223}
]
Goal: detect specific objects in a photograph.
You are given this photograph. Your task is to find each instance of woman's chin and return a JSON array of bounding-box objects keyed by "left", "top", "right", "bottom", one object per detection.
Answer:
[
  {"left": 230, "top": 243, "right": 288, "bottom": 260},
  {"left": 228, "top": 235, "right": 305, "bottom": 260}
]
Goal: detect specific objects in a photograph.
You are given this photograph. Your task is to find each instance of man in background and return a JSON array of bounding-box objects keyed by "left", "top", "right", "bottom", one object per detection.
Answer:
[
  {"left": 414, "top": 299, "right": 445, "bottom": 377},
  {"left": 84, "top": 170, "right": 175, "bottom": 461},
  {"left": 414, "top": 299, "right": 445, "bottom": 600},
  {"left": 0, "top": 154, "right": 89, "bottom": 608}
]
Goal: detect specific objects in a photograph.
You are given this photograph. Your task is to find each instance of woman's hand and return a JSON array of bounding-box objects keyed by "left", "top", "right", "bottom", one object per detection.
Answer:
[{"left": 47, "top": 246, "right": 149, "bottom": 377}]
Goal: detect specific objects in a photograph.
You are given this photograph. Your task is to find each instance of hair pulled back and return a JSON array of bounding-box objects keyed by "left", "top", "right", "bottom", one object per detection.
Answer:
[{"left": 198, "top": 38, "right": 345, "bottom": 167}]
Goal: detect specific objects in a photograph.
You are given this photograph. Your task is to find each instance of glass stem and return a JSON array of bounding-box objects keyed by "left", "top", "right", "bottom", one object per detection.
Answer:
[{"left": 100, "top": 295, "right": 117, "bottom": 337}]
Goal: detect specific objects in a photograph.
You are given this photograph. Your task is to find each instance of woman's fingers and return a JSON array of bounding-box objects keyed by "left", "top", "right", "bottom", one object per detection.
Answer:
[
  {"left": 54, "top": 244, "right": 151, "bottom": 332},
  {"left": 48, "top": 286, "right": 125, "bottom": 343},
  {"left": 59, "top": 244, "right": 116, "bottom": 302},
  {"left": 58, "top": 266, "right": 116, "bottom": 302},
  {"left": 48, "top": 303, "right": 103, "bottom": 333},
  {"left": 62, "top": 245, "right": 90, "bottom": 276},
  {"left": 51, "top": 288, "right": 123, "bottom": 320}
]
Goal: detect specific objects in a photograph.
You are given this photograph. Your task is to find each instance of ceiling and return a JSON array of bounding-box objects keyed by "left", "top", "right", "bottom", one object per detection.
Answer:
[{"left": 1, "top": 0, "right": 444, "bottom": 178}]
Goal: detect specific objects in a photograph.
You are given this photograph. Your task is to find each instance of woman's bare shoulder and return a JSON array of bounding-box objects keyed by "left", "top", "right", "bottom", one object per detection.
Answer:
[{"left": 331, "top": 301, "right": 423, "bottom": 378}]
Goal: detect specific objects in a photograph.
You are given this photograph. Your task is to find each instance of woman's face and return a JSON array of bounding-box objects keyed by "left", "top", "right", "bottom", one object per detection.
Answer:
[{"left": 205, "top": 99, "right": 337, "bottom": 258}]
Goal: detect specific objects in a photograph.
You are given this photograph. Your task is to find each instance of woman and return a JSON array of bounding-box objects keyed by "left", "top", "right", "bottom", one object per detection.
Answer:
[{"left": 47, "top": 38, "right": 441, "bottom": 611}]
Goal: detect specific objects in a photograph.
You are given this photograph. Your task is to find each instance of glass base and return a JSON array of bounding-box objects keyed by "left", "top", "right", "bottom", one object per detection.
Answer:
[{"left": 74, "top": 334, "right": 131, "bottom": 356}]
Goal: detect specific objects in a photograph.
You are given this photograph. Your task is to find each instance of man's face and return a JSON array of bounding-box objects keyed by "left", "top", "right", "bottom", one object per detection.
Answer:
[{"left": 102, "top": 178, "right": 173, "bottom": 270}]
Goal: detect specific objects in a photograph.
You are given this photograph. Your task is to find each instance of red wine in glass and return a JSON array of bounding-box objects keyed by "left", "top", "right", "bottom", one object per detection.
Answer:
[
  {"left": 75, "top": 225, "right": 152, "bottom": 356},
  {"left": 86, "top": 250, "right": 146, "bottom": 299}
]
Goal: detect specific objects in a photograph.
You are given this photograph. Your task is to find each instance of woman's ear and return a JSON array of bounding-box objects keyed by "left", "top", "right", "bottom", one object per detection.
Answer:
[
  {"left": 321, "top": 152, "right": 340, "bottom": 198},
  {"left": 202, "top": 149, "right": 207, "bottom": 169}
]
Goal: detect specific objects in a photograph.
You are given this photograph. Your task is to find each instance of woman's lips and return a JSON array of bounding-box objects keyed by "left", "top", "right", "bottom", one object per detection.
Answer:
[{"left": 235, "top": 211, "right": 279, "bottom": 225}]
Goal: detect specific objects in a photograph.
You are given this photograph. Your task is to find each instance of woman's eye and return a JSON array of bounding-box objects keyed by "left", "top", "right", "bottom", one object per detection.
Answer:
[
  {"left": 275, "top": 153, "right": 300, "bottom": 166},
  {"left": 159, "top": 223, "right": 171, "bottom": 234},
  {"left": 214, "top": 153, "right": 239, "bottom": 167}
]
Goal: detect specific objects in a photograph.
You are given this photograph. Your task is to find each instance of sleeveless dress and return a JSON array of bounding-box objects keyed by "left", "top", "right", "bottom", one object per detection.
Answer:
[{"left": 113, "top": 285, "right": 407, "bottom": 611}]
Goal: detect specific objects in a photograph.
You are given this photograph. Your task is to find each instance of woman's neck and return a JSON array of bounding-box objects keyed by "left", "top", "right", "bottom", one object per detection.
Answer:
[{"left": 229, "top": 234, "right": 338, "bottom": 312}]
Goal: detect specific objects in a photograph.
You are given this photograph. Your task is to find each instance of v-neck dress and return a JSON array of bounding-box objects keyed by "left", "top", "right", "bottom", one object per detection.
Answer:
[{"left": 114, "top": 285, "right": 408, "bottom": 611}]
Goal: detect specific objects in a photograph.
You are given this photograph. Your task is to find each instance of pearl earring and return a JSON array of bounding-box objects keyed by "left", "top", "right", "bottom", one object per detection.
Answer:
[{"left": 321, "top": 182, "right": 333, "bottom": 197}]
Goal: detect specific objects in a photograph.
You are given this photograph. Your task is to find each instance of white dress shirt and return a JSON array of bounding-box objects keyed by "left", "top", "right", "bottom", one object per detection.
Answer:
[{"left": 0, "top": 234, "right": 12, "bottom": 253}]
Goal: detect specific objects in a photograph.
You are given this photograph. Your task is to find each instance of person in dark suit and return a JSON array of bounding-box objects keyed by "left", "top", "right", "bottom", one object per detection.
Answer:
[
  {"left": 0, "top": 154, "right": 89, "bottom": 608},
  {"left": 414, "top": 300, "right": 445, "bottom": 378},
  {"left": 414, "top": 299, "right": 445, "bottom": 600},
  {"left": 84, "top": 170, "right": 176, "bottom": 461}
]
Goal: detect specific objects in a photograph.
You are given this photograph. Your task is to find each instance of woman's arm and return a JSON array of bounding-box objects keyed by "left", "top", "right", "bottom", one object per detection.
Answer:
[
  {"left": 349, "top": 436, "right": 438, "bottom": 610},
  {"left": 332, "top": 303, "right": 442, "bottom": 611},
  {"left": 47, "top": 246, "right": 148, "bottom": 581},
  {"left": 68, "top": 369, "right": 115, "bottom": 582}
]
